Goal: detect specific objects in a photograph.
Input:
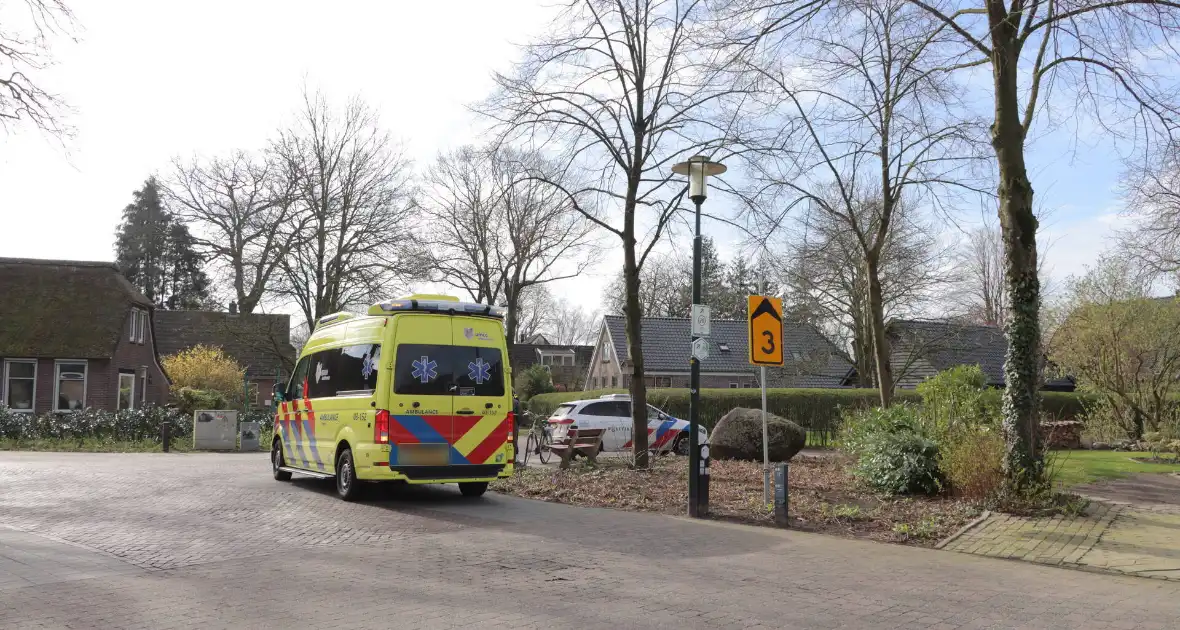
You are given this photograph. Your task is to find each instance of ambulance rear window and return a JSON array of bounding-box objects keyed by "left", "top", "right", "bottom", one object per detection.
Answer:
[{"left": 393, "top": 344, "right": 505, "bottom": 397}]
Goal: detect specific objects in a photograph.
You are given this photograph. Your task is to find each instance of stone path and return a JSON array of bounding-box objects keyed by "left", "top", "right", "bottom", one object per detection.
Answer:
[
  {"left": 940, "top": 474, "right": 1180, "bottom": 580},
  {"left": 3, "top": 452, "right": 1180, "bottom": 629}
]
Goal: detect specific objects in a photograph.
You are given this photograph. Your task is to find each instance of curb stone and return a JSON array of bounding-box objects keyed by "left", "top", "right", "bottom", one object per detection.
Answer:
[{"left": 935, "top": 510, "right": 990, "bottom": 549}]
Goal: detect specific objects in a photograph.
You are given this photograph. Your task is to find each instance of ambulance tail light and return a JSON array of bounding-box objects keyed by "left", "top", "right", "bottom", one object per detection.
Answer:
[
  {"left": 374, "top": 410, "right": 390, "bottom": 444},
  {"left": 506, "top": 412, "right": 514, "bottom": 441}
]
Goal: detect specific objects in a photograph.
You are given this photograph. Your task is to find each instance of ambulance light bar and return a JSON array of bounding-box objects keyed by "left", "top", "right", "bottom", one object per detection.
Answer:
[
  {"left": 316, "top": 311, "right": 356, "bottom": 327},
  {"left": 369, "top": 299, "right": 505, "bottom": 319}
]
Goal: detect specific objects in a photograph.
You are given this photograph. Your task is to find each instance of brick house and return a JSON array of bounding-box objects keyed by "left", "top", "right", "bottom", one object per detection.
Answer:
[
  {"left": 887, "top": 319, "right": 1075, "bottom": 391},
  {"left": 585, "top": 315, "right": 854, "bottom": 390},
  {"left": 0, "top": 258, "right": 170, "bottom": 414},
  {"left": 154, "top": 307, "right": 295, "bottom": 407},
  {"left": 509, "top": 343, "right": 594, "bottom": 391}
]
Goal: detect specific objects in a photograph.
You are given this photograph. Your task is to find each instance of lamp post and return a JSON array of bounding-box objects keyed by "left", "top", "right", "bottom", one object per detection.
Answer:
[{"left": 672, "top": 154, "right": 726, "bottom": 518}]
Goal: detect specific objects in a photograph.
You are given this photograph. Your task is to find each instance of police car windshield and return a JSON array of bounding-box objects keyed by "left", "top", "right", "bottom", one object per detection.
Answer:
[{"left": 394, "top": 344, "right": 505, "bottom": 397}]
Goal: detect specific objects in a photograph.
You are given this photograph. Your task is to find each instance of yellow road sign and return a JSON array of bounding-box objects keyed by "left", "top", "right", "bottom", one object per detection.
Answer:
[{"left": 748, "top": 295, "right": 784, "bottom": 366}]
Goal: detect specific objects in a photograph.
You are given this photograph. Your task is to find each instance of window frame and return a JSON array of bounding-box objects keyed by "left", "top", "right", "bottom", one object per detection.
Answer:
[
  {"left": 53, "top": 359, "right": 88, "bottom": 413},
  {"left": 139, "top": 310, "right": 148, "bottom": 344},
  {"left": 3, "top": 359, "right": 37, "bottom": 414},
  {"left": 117, "top": 371, "right": 136, "bottom": 410}
]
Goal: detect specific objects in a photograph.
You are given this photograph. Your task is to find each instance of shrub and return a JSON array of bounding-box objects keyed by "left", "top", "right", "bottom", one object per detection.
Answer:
[
  {"left": 940, "top": 426, "right": 1005, "bottom": 500},
  {"left": 174, "top": 387, "right": 229, "bottom": 419},
  {"left": 515, "top": 364, "right": 556, "bottom": 401},
  {"left": 852, "top": 429, "right": 944, "bottom": 495},
  {"left": 916, "top": 364, "right": 997, "bottom": 437},
  {"left": 162, "top": 345, "right": 245, "bottom": 406},
  {"left": 0, "top": 404, "right": 188, "bottom": 442},
  {"left": 839, "top": 404, "right": 925, "bottom": 457}
]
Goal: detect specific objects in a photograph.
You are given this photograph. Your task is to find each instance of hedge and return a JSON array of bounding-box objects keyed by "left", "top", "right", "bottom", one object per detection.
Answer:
[{"left": 527, "top": 388, "right": 1096, "bottom": 445}]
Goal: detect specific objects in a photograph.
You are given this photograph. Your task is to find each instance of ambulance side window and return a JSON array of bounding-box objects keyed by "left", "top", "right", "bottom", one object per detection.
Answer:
[
  {"left": 306, "top": 350, "right": 338, "bottom": 399},
  {"left": 287, "top": 357, "right": 311, "bottom": 400},
  {"left": 336, "top": 344, "right": 380, "bottom": 396}
]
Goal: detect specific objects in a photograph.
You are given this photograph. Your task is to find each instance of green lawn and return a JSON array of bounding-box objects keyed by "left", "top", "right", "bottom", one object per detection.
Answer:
[{"left": 1050, "top": 450, "right": 1180, "bottom": 487}]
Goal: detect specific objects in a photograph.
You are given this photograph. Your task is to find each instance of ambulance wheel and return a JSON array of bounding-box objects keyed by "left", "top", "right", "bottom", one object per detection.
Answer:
[
  {"left": 272, "top": 439, "right": 292, "bottom": 481},
  {"left": 459, "top": 482, "right": 488, "bottom": 498},
  {"left": 335, "top": 448, "right": 360, "bottom": 501}
]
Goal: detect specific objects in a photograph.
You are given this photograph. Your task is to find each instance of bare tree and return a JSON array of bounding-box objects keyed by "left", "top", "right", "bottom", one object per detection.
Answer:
[
  {"left": 167, "top": 150, "right": 302, "bottom": 314},
  {"left": 952, "top": 220, "right": 1054, "bottom": 327},
  {"left": 779, "top": 197, "right": 951, "bottom": 387},
  {"left": 542, "top": 300, "right": 601, "bottom": 346},
  {"left": 602, "top": 251, "right": 684, "bottom": 317},
  {"left": 273, "top": 89, "right": 419, "bottom": 326},
  {"left": 735, "top": 0, "right": 987, "bottom": 406},
  {"left": 1120, "top": 141, "right": 1180, "bottom": 278},
  {"left": 421, "top": 145, "right": 597, "bottom": 351},
  {"left": 482, "top": 0, "right": 739, "bottom": 466},
  {"left": 0, "top": 0, "right": 76, "bottom": 138}
]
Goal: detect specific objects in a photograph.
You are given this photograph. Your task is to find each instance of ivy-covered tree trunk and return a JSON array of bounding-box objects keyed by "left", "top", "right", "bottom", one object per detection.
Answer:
[{"left": 991, "top": 19, "right": 1043, "bottom": 485}]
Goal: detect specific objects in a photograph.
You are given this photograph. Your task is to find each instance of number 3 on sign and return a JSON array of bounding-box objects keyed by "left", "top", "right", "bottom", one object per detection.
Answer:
[{"left": 748, "top": 295, "right": 785, "bottom": 366}]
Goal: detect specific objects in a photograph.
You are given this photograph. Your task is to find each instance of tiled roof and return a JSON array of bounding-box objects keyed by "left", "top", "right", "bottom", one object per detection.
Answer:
[
  {"left": 888, "top": 319, "right": 1073, "bottom": 389},
  {"left": 0, "top": 258, "right": 152, "bottom": 358},
  {"left": 602, "top": 315, "right": 854, "bottom": 388},
  {"left": 154, "top": 310, "right": 296, "bottom": 376}
]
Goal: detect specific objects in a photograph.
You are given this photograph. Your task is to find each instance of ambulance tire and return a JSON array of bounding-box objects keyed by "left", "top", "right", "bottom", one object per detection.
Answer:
[
  {"left": 335, "top": 447, "right": 361, "bottom": 501},
  {"left": 459, "top": 482, "right": 488, "bottom": 498},
  {"left": 272, "top": 439, "right": 292, "bottom": 481}
]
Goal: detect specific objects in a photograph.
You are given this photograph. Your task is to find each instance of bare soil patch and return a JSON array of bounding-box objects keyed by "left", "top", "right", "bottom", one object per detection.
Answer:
[{"left": 491, "top": 454, "right": 980, "bottom": 546}]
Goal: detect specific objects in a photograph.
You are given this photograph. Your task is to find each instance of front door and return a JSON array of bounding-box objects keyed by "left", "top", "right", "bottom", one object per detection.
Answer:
[
  {"left": 389, "top": 315, "right": 454, "bottom": 468},
  {"left": 449, "top": 317, "right": 510, "bottom": 467}
]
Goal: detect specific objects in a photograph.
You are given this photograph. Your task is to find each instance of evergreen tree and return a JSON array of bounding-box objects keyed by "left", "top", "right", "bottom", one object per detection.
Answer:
[
  {"left": 671, "top": 237, "right": 724, "bottom": 317},
  {"left": 716, "top": 257, "right": 760, "bottom": 320},
  {"left": 115, "top": 177, "right": 210, "bottom": 309}
]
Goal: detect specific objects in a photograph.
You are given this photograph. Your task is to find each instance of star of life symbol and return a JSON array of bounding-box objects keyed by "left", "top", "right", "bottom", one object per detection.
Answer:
[
  {"left": 468, "top": 358, "right": 491, "bottom": 384},
  {"left": 361, "top": 354, "right": 376, "bottom": 380},
  {"left": 411, "top": 356, "right": 438, "bottom": 383}
]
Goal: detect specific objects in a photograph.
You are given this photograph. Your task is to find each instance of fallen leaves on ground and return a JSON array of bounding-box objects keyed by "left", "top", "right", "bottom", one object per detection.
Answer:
[{"left": 492, "top": 454, "right": 980, "bottom": 546}]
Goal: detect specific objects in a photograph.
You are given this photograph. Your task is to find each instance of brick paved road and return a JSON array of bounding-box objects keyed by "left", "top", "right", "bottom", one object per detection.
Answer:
[{"left": 2, "top": 452, "right": 1180, "bottom": 629}]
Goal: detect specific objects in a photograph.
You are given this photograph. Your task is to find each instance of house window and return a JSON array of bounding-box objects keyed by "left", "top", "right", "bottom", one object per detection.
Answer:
[
  {"left": 3, "top": 360, "right": 36, "bottom": 413},
  {"left": 730, "top": 382, "right": 739, "bottom": 388},
  {"left": 129, "top": 308, "right": 148, "bottom": 344},
  {"left": 118, "top": 372, "right": 136, "bottom": 410},
  {"left": 54, "top": 360, "right": 87, "bottom": 412},
  {"left": 138, "top": 310, "right": 148, "bottom": 344},
  {"left": 719, "top": 343, "right": 730, "bottom": 352},
  {"left": 602, "top": 344, "right": 611, "bottom": 362},
  {"left": 611, "top": 375, "right": 618, "bottom": 388}
]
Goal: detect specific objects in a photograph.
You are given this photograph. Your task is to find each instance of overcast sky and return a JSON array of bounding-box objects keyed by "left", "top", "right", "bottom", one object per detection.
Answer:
[{"left": 0, "top": 0, "right": 1133, "bottom": 324}]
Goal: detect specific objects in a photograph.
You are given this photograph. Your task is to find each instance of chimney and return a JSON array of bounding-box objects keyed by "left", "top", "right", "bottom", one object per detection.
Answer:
[{"left": 229, "top": 301, "right": 238, "bottom": 314}]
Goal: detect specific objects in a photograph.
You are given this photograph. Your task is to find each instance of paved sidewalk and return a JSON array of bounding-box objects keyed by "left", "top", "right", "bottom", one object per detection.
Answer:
[
  {"left": 3, "top": 452, "right": 1180, "bottom": 629},
  {"left": 940, "top": 500, "right": 1180, "bottom": 580}
]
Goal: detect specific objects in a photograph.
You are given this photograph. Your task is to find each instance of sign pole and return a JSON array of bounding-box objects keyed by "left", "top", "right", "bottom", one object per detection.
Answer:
[{"left": 759, "top": 270, "right": 769, "bottom": 505}]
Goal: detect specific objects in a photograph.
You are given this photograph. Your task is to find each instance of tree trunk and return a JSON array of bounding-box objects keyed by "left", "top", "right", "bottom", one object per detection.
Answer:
[
  {"left": 865, "top": 256, "right": 894, "bottom": 406},
  {"left": 622, "top": 225, "right": 650, "bottom": 469},
  {"left": 992, "top": 29, "right": 1043, "bottom": 485}
]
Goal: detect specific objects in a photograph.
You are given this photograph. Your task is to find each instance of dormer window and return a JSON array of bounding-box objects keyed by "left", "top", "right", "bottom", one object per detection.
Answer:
[
  {"left": 719, "top": 343, "right": 730, "bottom": 352},
  {"left": 129, "top": 308, "right": 147, "bottom": 344}
]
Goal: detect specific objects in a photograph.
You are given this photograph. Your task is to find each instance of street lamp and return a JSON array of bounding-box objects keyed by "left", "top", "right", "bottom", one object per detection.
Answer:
[{"left": 672, "top": 154, "right": 726, "bottom": 518}]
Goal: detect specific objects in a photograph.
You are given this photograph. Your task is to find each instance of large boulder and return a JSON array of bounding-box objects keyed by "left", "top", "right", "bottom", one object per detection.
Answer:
[{"left": 709, "top": 408, "right": 806, "bottom": 462}]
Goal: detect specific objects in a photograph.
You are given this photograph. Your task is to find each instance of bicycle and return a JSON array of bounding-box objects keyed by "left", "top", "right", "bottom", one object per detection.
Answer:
[{"left": 522, "top": 412, "right": 553, "bottom": 466}]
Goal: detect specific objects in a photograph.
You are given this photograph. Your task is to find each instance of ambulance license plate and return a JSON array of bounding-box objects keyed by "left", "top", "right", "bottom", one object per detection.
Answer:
[{"left": 399, "top": 443, "right": 449, "bottom": 466}]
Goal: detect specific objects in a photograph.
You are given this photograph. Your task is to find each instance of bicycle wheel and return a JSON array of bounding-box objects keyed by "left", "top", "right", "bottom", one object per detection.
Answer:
[
  {"left": 537, "top": 430, "right": 552, "bottom": 464},
  {"left": 523, "top": 432, "right": 538, "bottom": 466}
]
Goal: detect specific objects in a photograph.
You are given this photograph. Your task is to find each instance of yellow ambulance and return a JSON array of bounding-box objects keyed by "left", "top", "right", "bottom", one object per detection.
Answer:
[{"left": 270, "top": 295, "right": 515, "bottom": 500}]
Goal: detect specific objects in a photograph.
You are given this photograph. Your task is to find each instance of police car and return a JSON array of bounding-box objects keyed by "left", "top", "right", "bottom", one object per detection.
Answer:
[{"left": 546, "top": 394, "right": 707, "bottom": 455}]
